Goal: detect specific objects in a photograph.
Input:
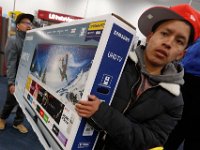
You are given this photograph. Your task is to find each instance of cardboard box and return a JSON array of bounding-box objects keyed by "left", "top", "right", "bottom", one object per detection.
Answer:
[{"left": 14, "top": 13, "right": 136, "bottom": 150}]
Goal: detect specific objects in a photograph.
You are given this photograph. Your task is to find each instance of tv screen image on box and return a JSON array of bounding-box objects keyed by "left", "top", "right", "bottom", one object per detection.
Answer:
[
  {"left": 23, "top": 43, "right": 98, "bottom": 149},
  {"left": 30, "top": 44, "right": 97, "bottom": 104}
]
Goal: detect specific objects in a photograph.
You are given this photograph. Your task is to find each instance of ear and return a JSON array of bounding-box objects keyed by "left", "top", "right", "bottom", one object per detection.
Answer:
[
  {"left": 146, "top": 32, "right": 153, "bottom": 43},
  {"left": 16, "top": 24, "right": 20, "bottom": 30},
  {"left": 176, "top": 50, "right": 186, "bottom": 60}
]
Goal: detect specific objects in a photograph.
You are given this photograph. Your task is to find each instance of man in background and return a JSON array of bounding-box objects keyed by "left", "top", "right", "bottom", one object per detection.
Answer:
[{"left": 0, "top": 13, "right": 34, "bottom": 133}]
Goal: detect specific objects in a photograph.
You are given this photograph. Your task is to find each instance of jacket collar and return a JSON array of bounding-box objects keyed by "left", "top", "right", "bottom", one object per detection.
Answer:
[{"left": 128, "top": 50, "right": 181, "bottom": 96}]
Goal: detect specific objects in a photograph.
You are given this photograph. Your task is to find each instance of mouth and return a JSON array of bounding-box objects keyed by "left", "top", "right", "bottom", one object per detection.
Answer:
[{"left": 155, "top": 49, "right": 168, "bottom": 58}]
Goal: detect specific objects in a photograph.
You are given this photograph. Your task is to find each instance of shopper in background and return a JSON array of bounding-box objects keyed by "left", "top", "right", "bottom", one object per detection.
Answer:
[
  {"left": 0, "top": 13, "right": 34, "bottom": 133},
  {"left": 164, "top": 37, "right": 200, "bottom": 150},
  {"left": 75, "top": 4, "right": 200, "bottom": 150}
]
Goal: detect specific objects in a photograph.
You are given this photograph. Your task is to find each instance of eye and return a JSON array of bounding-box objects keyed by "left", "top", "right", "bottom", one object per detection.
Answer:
[
  {"left": 160, "top": 31, "right": 168, "bottom": 36},
  {"left": 176, "top": 39, "right": 185, "bottom": 46}
]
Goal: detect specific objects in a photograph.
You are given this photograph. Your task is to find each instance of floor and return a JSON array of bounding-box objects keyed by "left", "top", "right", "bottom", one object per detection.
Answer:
[{"left": 0, "top": 76, "right": 44, "bottom": 150}]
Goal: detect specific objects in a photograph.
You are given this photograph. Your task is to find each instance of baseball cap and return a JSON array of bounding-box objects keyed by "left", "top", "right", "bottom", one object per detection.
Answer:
[
  {"left": 138, "top": 4, "right": 200, "bottom": 41},
  {"left": 15, "top": 13, "right": 34, "bottom": 25}
]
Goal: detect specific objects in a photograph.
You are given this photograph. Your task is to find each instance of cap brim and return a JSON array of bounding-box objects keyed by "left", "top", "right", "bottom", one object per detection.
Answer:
[{"left": 138, "top": 7, "right": 183, "bottom": 36}]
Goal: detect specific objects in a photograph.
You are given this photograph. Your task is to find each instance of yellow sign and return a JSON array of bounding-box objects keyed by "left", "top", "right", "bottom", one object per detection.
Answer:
[
  {"left": 8, "top": 11, "right": 22, "bottom": 20},
  {"left": 88, "top": 21, "right": 105, "bottom": 31},
  {"left": 25, "top": 76, "right": 32, "bottom": 90}
]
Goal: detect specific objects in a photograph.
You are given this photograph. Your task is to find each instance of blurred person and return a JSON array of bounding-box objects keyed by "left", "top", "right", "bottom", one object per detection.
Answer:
[
  {"left": 75, "top": 4, "right": 200, "bottom": 150},
  {"left": 0, "top": 13, "right": 34, "bottom": 133},
  {"left": 164, "top": 37, "right": 200, "bottom": 150}
]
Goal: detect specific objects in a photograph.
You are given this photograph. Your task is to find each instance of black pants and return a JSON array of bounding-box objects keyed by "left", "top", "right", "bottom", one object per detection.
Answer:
[
  {"left": 0, "top": 87, "right": 24, "bottom": 126},
  {"left": 164, "top": 73, "right": 200, "bottom": 150}
]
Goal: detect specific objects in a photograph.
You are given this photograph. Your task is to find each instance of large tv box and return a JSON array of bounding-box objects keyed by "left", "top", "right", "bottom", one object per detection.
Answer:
[{"left": 14, "top": 14, "right": 136, "bottom": 150}]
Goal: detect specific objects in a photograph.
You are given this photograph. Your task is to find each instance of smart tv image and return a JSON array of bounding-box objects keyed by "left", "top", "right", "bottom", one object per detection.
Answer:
[
  {"left": 29, "top": 80, "right": 65, "bottom": 124},
  {"left": 30, "top": 44, "right": 97, "bottom": 104},
  {"left": 23, "top": 43, "right": 98, "bottom": 150}
]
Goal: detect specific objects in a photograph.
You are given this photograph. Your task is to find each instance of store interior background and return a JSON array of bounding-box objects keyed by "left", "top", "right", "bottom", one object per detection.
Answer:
[
  {"left": 1, "top": 0, "right": 200, "bottom": 39},
  {"left": 1, "top": 0, "right": 200, "bottom": 76},
  {"left": 0, "top": 0, "right": 200, "bottom": 149}
]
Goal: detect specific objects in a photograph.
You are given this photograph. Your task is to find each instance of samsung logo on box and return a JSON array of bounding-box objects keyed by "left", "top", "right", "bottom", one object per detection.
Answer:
[{"left": 113, "top": 30, "right": 130, "bottom": 42}]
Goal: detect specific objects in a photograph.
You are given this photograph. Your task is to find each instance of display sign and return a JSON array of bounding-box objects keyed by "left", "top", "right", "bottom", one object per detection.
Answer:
[
  {"left": 8, "top": 10, "right": 22, "bottom": 20},
  {"left": 38, "top": 9, "right": 83, "bottom": 23},
  {"left": 14, "top": 14, "right": 136, "bottom": 150}
]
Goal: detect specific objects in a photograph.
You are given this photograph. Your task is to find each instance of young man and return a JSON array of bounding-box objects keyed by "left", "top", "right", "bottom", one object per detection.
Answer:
[
  {"left": 164, "top": 37, "right": 200, "bottom": 150},
  {"left": 0, "top": 13, "right": 34, "bottom": 133},
  {"left": 75, "top": 4, "right": 200, "bottom": 150}
]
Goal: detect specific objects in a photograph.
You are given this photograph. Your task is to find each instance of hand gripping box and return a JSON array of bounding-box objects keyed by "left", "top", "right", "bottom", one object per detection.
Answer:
[{"left": 14, "top": 14, "right": 136, "bottom": 150}]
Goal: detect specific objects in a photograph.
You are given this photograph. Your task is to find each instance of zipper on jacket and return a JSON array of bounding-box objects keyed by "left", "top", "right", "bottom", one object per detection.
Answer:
[
  {"left": 122, "top": 63, "right": 160, "bottom": 113},
  {"left": 131, "top": 84, "right": 159, "bottom": 107},
  {"left": 122, "top": 64, "right": 141, "bottom": 114}
]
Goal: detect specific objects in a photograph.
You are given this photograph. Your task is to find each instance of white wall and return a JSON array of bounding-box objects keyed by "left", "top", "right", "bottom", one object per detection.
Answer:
[
  {"left": 0, "top": 0, "right": 200, "bottom": 39},
  {"left": 0, "top": 0, "right": 15, "bottom": 16},
  {"left": 0, "top": 0, "right": 89, "bottom": 17}
]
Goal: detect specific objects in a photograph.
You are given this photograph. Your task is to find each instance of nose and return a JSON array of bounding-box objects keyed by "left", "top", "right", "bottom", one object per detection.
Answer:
[{"left": 162, "top": 36, "right": 174, "bottom": 48}]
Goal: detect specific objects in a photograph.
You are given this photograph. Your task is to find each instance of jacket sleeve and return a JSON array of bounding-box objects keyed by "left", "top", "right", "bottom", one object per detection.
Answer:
[
  {"left": 92, "top": 100, "right": 183, "bottom": 150},
  {"left": 5, "top": 38, "right": 18, "bottom": 85}
]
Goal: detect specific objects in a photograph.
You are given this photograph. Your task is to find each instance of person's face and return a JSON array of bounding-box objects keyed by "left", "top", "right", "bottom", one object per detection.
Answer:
[
  {"left": 144, "top": 20, "right": 190, "bottom": 74},
  {"left": 17, "top": 18, "right": 32, "bottom": 32}
]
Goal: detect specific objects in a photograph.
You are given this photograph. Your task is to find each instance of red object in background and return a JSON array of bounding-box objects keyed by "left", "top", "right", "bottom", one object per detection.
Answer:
[
  {"left": 0, "top": 6, "right": 5, "bottom": 76},
  {"left": 0, "top": 7, "right": 2, "bottom": 47},
  {"left": 37, "top": 9, "right": 83, "bottom": 23},
  {"left": 3, "top": 60, "right": 6, "bottom": 76},
  {"left": 0, "top": 7, "right": 2, "bottom": 39}
]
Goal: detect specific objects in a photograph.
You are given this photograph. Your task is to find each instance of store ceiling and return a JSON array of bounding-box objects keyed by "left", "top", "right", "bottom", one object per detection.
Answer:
[{"left": 147, "top": 0, "right": 200, "bottom": 10}]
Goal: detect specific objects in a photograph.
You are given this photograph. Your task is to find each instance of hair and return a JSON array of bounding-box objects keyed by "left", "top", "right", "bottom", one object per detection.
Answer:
[{"left": 151, "top": 19, "right": 195, "bottom": 48}]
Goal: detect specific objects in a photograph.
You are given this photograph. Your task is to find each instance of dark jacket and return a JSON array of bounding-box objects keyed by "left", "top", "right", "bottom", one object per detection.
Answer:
[
  {"left": 5, "top": 30, "right": 26, "bottom": 85},
  {"left": 93, "top": 46, "right": 184, "bottom": 150}
]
